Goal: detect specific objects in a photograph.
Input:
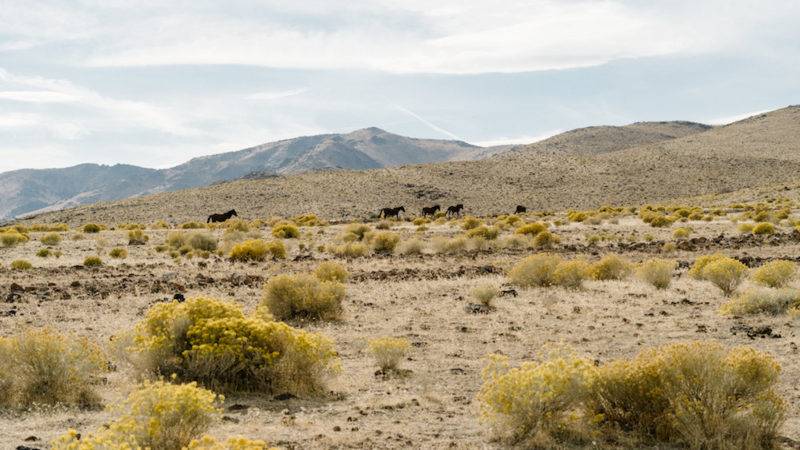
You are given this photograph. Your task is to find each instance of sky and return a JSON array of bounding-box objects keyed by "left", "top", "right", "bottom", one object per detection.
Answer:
[{"left": 1, "top": 0, "right": 799, "bottom": 173}]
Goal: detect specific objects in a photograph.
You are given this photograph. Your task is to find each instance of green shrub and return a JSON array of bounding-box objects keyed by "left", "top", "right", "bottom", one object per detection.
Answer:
[
  {"left": 123, "top": 297, "right": 339, "bottom": 395},
  {"left": 128, "top": 229, "right": 149, "bottom": 245},
  {"left": 515, "top": 222, "right": 547, "bottom": 236},
  {"left": 371, "top": 231, "right": 400, "bottom": 254},
  {"left": 637, "top": 258, "right": 675, "bottom": 289},
  {"left": 109, "top": 247, "right": 128, "bottom": 259},
  {"left": 272, "top": 221, "right": 300, "bottom": 239},
  {"left": 368, "top": 337, "right": 410, "bottom": 371},
  {"left": 753, "top": 260, "right": 796, "bottom": 288},
  {"left": 83, "top": 256, "right": 103, "bottom": 267},
  {"left": 0, "top": 328, "right": 106, "bottom": 409},
  {"left": 314, "top": 261, "right": 348, "bottom": 282},
  {"left": 82, "top": 223, "right": 103, "bottom": 233},
  {"left": 721, "top": 288, "right": 800, "bottom": 316},
  {"left": 508, "top": 254, "right": 562, "bottom": 288},
  {"left": 36, "top": 248, "right": 50, "bottom": 258},
  {"left": 51, "top": 380, "right": 220, "bottom": 450},
  {"left": 40, "top": 233, "right": 62, "bottom": 246},
  {"left": 590, "top": 254, "right": 631, "bottom": 281},
  {"left": 10, "top": 260, "right": 32, "bottom": 270},
  {"left": 672, "top": 227, "right": 691, "bottom": 239},
  {"left": 753, "top": 222, "right": 776, "bottom": 235},
  {"left": 701, "top": 257, "right": 748, "bottom": 296},
  {"left": 261, "top": 272, "right": 345, "bottom": 321}
]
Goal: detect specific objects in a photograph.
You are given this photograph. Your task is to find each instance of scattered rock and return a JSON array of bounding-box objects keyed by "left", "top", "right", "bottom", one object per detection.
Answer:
[
  {"left": 464, "top": 303, "right": 492, "bottom": 314},
  {"left": 730, "top": 323, "right": 781, "bottom": 339}
]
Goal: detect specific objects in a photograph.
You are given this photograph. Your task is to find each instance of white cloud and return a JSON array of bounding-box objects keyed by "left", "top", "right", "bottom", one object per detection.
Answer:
[
  {"left": 247, "top": 88, "right": 309, "bottom": 101},
  {"left": 474, "top": 130, "right": 565, "bottom": 147},
  {"left": 0, "top": 90, "right": 79, "bottom": 103}
]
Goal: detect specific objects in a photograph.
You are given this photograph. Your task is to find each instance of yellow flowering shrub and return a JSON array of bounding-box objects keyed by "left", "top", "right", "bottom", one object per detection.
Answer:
[
  {"left": 552, "top": 259, "right": 590, "bottom": 289},
  {"left": 0, "top": 328, "right": 107, "bottom": 409},
  {"left": 636, "top": 258, "right": 675, "bottom": 289},
  {"left": 720, "top": 288, "right": 800, "bottom": 316},
  {"left": 752, "top": 260, "right": 796, "bottom": 288},
  {"left": 82, "top": 223, "right": 103, "bottom": 233},
  {"left": 261, "top": 271, "right": 345, "bottom": 321},
  {"left": 753, "top": 222, "right": 775, "bottom": 235},
  {"left": 84, "top": 256, "right": 103, "bottom": 267},
  {"left": 40, "top": 232, "right": 62, "bottom": 246},
  {"left": 590, "top": 341, "right": 784, "bottom": 448},
  {"left": 10, "top": 259, "right": 33, "bottom": 270},
  {"left": 368, "top": 337, "right": 410, "bottom": 371},
  {"left": 292, "top": 213, "right": 323, "bottom": 226},
  {"left": 329, "top": 241, "right": 369, "bottom": 258},
  {"left": 370, "top": 231, "right": 400, "bottom": 254},
  {"left": 52, "top": 381, "right": 221, "bottom": 450},
  {"left": 271, "top": 221, "right": 300, "bottom": 238},
  {"left": 342, "top": 223, "right": 371, "bottom": 242},
  {"left": 590, "top": 254, "right": 631, "bottom": 281},
  {"left": 477, "top": 352, "right": 594, "bottom": 446},
  {"left": 124, "top": 298, "right": 339, "bottom": 395},
  {"left": 532, "top": 230, "right": 559, "bottom": 249},
  {"left": 0, "top": 229, "right": 29, "bottom": 247},
  {"left": 461, "top": 216, "right": 482, "bottom": 230},
  {"left": 471, "top": 284, "right": 499, "bottom": 306},
  {"left": 109, "top": 247, "right": 128, "bottom": 259},
  {"left": 186, "top": 436, "right": 274, "bottom": 450},
  {"left": 127, "top": 229, "right": 149, "bottom": 245},
  {"left": 508, "top": 253, "right": 562, "bottom": 288},
  {"left": 700, "top": 257, "right": 748, "bottom": 296},
  {"left": 229, "top": 239, "right": 285, "bottom": 261},
  {"left": 465, "top": 225, "right": 500, "bottom": 240},
  {"left": 314, "top": 261, "right": 348, "bottom": 282},
  {"left": 515, "top": 222, "right": 547, "bottom": 236}
]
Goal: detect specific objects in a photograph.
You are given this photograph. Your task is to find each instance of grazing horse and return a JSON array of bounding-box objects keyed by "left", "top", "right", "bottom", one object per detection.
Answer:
[
  {"left": 515, "top": 205, "right": 527, "bottom": 214},
  {"left": 379, "top": 206, "right": 405, "bottom": 219},
  {"left": 421, "top": 204, "right": 441, "bottom": 217},
  {"left": 207, "top": 209, "right": 238, "bottom": 223},
  {"left": 446, "top": 204, "right": 464, "bottom": 217}
]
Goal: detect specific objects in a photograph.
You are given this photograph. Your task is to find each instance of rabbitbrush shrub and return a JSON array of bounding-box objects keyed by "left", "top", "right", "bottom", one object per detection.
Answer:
[
  {"left": 532, "top": 230, "right": 559, "bottom": 249},
  {"left": 83, "top": 256, "right": 103, "bottom": 267},
  {"left": 109, "top": 247, "right": 128, "bottom": 259},
  {"left": 552, "top": 259, "right": 590, "bottom": 289},
  {"left": 40, "top": 232, "right": 62, "bottom": 246},
  {"left": 314, "top": 261, "right": 348, "bottom": 282},
  {"left": 397, "top": 238, "right": 424, "bottom": 255},
  {"left": 720, "top": 288, "right": 800, "bottom": 316},
  {"left": 229, "top": 239, "right": 285, "bottom": 261},
  {"left": 753, "top": 222, "right": 776, "bottom": 235},
  {"left": 508, "top": 254, "right": 562, "bottom": 288},
  {"left": 471, "top": 284, "right": 499, "bottom": 307},
  {"left": 51, "top": 380, "right": 228, "bottom": 450},
  {"left": 752, "top": 260, "right": 796, "bottom": 288},
  {"left": 0, "top": 230, "right": 29, "bottom": 247},
  {"left": 0, "top": 328, "right": 107, "bottom": 409},
  {"left": 330, "top": 242, "right": 369, "bottom": 258},
  {"left": 272, "top": 221, "right": 300, "bottom": 238},
  {"left": 82, "top": 223, "right": 103, "bottom": 233},
  {"left": 699, "top": 256, "right": 748, "bottom": 296},
  {"left": 515, "top": 222, "right": 547, "bottom": 236},
  {"left": 478, "top": 342, "right": 785, "bottom": 448},
  {"left": 466, "top": 225, "right": 500, "bottom": 240},
  {"left": 637, "top": 258, "right": 675, "bottom": 289},
  {"left": 127, "top": 229, "right": 149, "bottom": 245},
  {"left": 261, "top": 270, "right": 346, "bottom": 321},
  {"left": 10, "top": 259, "right": 32, "bottom": 270},
  {"left": 122, "top": 297, "right": 339, "bottom": 395},
  {"left": 590, "top": 254, "right": 631, "bottom": 281},
  {"left": 368, "top": 337, "right": 410, "bottom": 372},
  {"left": 371, "top": 231, "right": 400, "bottom": 254},
  {"left": 461, "top": 216, "right": 482, "bottom": 230}
]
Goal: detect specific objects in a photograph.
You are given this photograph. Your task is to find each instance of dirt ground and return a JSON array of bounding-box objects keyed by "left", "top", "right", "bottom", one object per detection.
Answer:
[{"left": 1, "top": 214, "right": 799, "bottom": 449}]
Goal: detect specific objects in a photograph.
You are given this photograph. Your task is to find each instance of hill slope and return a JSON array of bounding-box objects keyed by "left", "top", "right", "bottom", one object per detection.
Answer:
[
  {"left": 0, "top": 128, "right": 490, "bottom": 220},
  {"left": 22, "top": 106, "right": 800, "bottom": 225}
]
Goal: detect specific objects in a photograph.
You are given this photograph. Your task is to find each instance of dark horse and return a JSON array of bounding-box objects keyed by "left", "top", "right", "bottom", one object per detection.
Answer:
[
  {"left": 421, "top": 204, "right": 441, "bottom": 217},
  {"left": 379, "top": 206, "right": 405, "bottom": 219},
  {"left": 207, "top": 209, "right": 238, "bottom": 223},
  {"left": 515, "top": 205, "right": 527, "bottom": 214},
  {"left": 446, "top": 204, "right": 464, "bottom": 217}
]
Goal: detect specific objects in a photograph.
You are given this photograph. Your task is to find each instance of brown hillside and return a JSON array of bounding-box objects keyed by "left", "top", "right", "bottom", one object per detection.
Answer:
[{"left": 23, "top": 106, "right": 800, "bottom": 225}]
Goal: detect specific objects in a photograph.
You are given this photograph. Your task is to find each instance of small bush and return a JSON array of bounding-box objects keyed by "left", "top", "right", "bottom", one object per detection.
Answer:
[
  {"left": 36, "top": 248, "right": 50, "bottom": 258},
  {"left": 330, "top": 242, "right": 369, "bottom": 258},
  {"left": 412, "top": 217, "right": 428, "bottom": 226},
  {"left": 721, "top": 287, "right": 800, "bottom": 316},
  {"left": 375, "top": 221, "right": 392, "bottom": 230},
  {"left": 397, "top": 238, "right": 424, "bottom": 255},
  {"left": 0, "top": 328, "right": 106, "bottom": 409},
  {"left": 10, "top": 259, "right": 32, "bottom": 270},
  {"left": 314, "top": 261, "right": 348, "bottom": 282},
  {"left": 180, "top": 221, "right": 207, "bottom": 229},
  {"left": 508, "top": 254, "right": 562, "bottom": 288},
  {"left": 189, "top": 232, "right": 218, "bottom": 252},
  {"left": 515, "top": 222, "right": 547, "bottom": 236},
  {"left": 40, "top": 233, "right": 62, "bottom": 246},
  {"left": 590, "top": 254, "right": 631, "bottom": 281},
  {"left": 753, "top": 260, "right": 796, "bottom": 288},
  {"left": 371, "top": 231, "right": 400, "bottom": 254},
  {"left": 753, "top": 222, "right": 776, "bottom": 235},
  {"left": 343, "top": 223, "right": 371, "bottom": 241},
  {"left": 52, "top": 380, "right": 220, "bottom": 450},
  {"left": 637, "top": 258, "right": 675, "bottom": 289},
  {"left": 123, "top": 297, "right": 340, "bottom": 395},
  {"left": 0, "top": 230, "right": 29, "bottom": 247},
  {"left": 431, "top": 236, "right": 467, "bottom": 254},
  {"left": 83, "top": 256, "right": 103, "bottom": 267},
  {"left": 128, "top": 229, "right": 149, "bottom": 245},
  {"left": 532, "top": 230, "right": 559, "bottom": 249},
  {"left": 552, "top": 260, "right": 590, "bottom": 289},
  {"left": 688, "top": 253, "right": 727, "bottom": 279},
  {"left": 230, "top": 239, "right": 273, "bottom": 262},
  {"left": 466, "top": 225, "right": 500, "bottom": 240},
  {"left": 738, "top": 222, "right": 755, "bottom": 233},
  {"left": 471, "top": 284, "right": 499, "bottom": 306},
  {"left": 272, "top": 221, "right": 300, "bottom": 238},
  {"left": 701, "top": 257, "right": 748, "bottom": 296},
  {"left": 461, "top": 216, "right": 482, "bottom": 230},
  {"left": 262, "top": 272, "right": 346, "bottom": 321},
  {"left": 368, "top": 337, "right": 410, "bottom": 371},
  {"left": 82, "top": 223, "right": 103, "bottom": 233},
  {"left": 672, "top": 227, "right": 691, "bottom": 239},
  {"left": 109, "top": 247, "right": 128, "bottom": 259}
]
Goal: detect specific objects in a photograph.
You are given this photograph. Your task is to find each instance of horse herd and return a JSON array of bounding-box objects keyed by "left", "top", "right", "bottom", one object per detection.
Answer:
[{"left": 206, "top": 205, "right": 528, "bottom": 223}]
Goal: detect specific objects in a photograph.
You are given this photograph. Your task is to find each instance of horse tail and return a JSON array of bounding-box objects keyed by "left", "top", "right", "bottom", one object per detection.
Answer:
[{"left": 207, "top": 215, "right": 212, "bottom": 223}]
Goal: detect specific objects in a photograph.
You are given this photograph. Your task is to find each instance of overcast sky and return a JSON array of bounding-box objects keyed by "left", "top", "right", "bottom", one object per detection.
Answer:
[{"left": 1, "top": 0, "right": 799, "bottom": 172}]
